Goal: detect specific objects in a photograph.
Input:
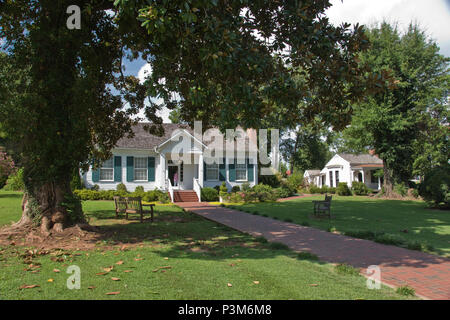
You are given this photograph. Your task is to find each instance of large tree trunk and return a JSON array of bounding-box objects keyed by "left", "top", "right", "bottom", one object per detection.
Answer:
[
  {"left": 383, "top": 159, "right": 394, "bottom": 197},
  {"left": 13, "top": 178, "right": 76, "bottom": 234}
]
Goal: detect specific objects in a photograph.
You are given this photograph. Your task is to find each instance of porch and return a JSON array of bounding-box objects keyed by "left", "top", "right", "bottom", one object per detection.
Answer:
[{"left": 351, "top": 165, "right": 383, "bottom": 190}]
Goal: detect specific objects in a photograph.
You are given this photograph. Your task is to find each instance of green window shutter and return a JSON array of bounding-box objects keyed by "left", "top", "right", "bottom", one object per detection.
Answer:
[
  {"left": 148, "top": 157, "right": 155, "bottom": 181},
  {"left": 126, "top": 156, "right": 134, "bottom": 182},
  {"left": 92, "top": 166, "right": 100, "bottom": 183},
  {"left": 203, "top": 161, "right": 206, "bottom": 182},
  {"left": 229, "top": 159, "right": 236, "bottom": 182},
  {"left": 247, "top": 158, "right": 254, "bottom": 182},
  {"left": 114, "top": 156, "right": 122, "bottom": 182},
  {"left": 219, "top": 158, "right": 226, "bottom": 181}
]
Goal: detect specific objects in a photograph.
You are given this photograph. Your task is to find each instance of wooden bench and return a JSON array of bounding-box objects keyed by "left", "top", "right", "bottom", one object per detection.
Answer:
[
  {"left": 312, "top": 195, "right": 332, "bottom": 219},
  {"left": 113, "top": 196, "right": 155, "bottom": 223}
]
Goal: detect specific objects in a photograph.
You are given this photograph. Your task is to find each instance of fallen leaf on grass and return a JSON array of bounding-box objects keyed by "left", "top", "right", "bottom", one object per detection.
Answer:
[
  {"left": 96, "top": 272, "right": 108, "bottom": 276},
  {"left": 105, "top": 291, "right": 120, "bottom": 295},
  {"left": 47, "top": 279, "right": 54, "bottom": 282},
  {"left": 164, "top": 257, "right": 169, "bottom": 260},
  {"left": 111, "top": 277, "right": 121, "bottom": 281},
  {"left": 227, "top": 283, "right": 232, "bottom": 287},
  {"left": 152, "top": 266, "right": 172, "bottom": 272},
  {"left": 103, "top": 266, "right": 114, "bottom": 272},
  {"left": 88, "top": 286, "right": 96, "bottom": 290},
  {"left": 253, "top": 281, "right": 260, "bottom": 285},
  {"left": 115, "top": 260, "right": 124, "bottom": 265},
  {"left": 53, "top": 269, "right": 60, "bottom": 273},
  {"left": 123, "top": 270, "right": 133, "bottom": 273},
  {"left": 309, "top": 284, "right": 319, "bottom": 287},
  {"left": 20, "top": 284, "right": 40, "bottom": 289},
  {"left": 134, "top": 258, "right": 143, "bottom": 261}
]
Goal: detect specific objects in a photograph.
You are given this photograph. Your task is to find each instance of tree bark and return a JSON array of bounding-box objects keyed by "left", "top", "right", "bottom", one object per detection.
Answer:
[
  {"left": 383, "top": 159, "right": 394, "bottom": 197},
  {"left": 13, "top": 178, "right": 75, "bottom": 234}
]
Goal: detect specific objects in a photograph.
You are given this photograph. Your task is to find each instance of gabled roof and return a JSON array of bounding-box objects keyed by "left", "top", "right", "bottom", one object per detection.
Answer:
[
  {"left": 305, "top": 170, "right": 321, "bottom": 176},
  {"left": 114, "top": 123, "right": 257, "bottom": 152},
  {"left": 338, "top": 153, "right": 383, "bottom": 165},
  {"left": 115, "top": 123, "right": 192, "bottom": 150}
]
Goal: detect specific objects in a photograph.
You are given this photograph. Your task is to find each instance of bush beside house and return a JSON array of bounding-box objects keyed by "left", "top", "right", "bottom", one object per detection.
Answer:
[{"left": 418, "top": 166, "right": 449, "bottom": 208}]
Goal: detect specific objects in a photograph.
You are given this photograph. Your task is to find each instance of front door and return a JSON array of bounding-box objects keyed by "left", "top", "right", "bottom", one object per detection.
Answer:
[{"left": 168, "top": 165, "right": 179, "bottom": 187}]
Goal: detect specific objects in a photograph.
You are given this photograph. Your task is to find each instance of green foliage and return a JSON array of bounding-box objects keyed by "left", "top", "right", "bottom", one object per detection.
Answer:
[
  {"left": 352, "top": 181, "right": 369, "bottom": 196},
  {"left": 258, "top": 172, "right": 282, "bottom": 188},
  {"left": 119, "top": 0, "right": 378, "bottom": 132},
  {"left": 334, "top": 264, "right": 360, "bottom": 276},
  {"left": 201, "top": 187, "right": 219, "bottom": 202},
  {"left": 91, "top": 184, "right": 100, "bottom": 191},
  {"left": 61, "top": 193, "right": 85, "bottom": 226},
  {"left": 418, "top": 166, "right": 450, "bottom": 207},
  {"left": 241, "top": 182, "right": 251, "bottom": 192},
  {"left": 394, "top": 183, "right": 408, "bottom": 197},
  {"left": 308, "top": 185, "right": 320, "bottom": 194},
  {"left": 274, "top": 187, "right": 291, "bottom": 199},
  {"left": 70, "top": 168, "right": 83, "bottom": 191},
  {"left": 252, "top": 184, "right": 278, "bottom": 202},
  {"left": 0, "top": 150, "right": 15, "bottom": 189},
  {"left": 73, "top": 188, "right": 170, "bottom": 204},
  {"left": 286, "top": 171, "right": 304, "bottom": 191},
  {"left": 219, "top": 182, "right": 228, "bottom": 198},
  {"left": 116, "top": 183, "right": 128, "bottom": 193},
  {"left": 396, "top": 286, "right": 415, "bottom": 297},
  {"left": 337, "top": 183, "right": 351, "bottom": 196},
  {"left": 3, "top": 168, "right": 24, "bottom": 191},
  {"left": 231, "top": 186, "right": 241, "bottom": 193},
  {"left": 339, "top": 22, "right": 449, "bottom": 190}
]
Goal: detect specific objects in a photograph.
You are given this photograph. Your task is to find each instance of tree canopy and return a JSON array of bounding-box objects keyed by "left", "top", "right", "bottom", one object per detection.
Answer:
[
  {"left": 338, "top": 22, "right": 449, "bottom": 194},
  {"left": 0, "top": 0, "right": 389, "bottom": 231}
]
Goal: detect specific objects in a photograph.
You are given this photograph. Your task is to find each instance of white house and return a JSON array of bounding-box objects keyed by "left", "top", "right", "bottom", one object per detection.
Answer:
[
  {"left": 303, "top": 170, "right": 321, "bottom": 186},
  {"left": 82, "top": 123, "right": 259, "bottom": 202},
  {"left": 311, "top": 153, "right": 383, "bottom": 190}
]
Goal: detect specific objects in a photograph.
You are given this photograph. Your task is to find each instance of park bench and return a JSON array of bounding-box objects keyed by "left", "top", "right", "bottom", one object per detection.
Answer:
[
  {"left": 312, "top": 195, "right": 332, "bottom": 219},
  {"left": 113, "top": 196, "right": 155, "bottom": 223}
]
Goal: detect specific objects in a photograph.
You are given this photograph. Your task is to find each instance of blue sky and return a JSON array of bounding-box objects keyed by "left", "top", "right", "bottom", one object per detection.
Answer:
[{"left": 127, "top": 0, "right": 450, "bottom": 122}]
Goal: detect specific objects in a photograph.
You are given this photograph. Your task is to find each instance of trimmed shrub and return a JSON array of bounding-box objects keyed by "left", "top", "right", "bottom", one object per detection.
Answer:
[
  {"left": 327, "top": 187, "right": 336, "bottom": 194},
  {"left": 243, "top": 191, "right": 258, "bottom": 203},
  {"left": 116, "top": 183, "right": 128, "bottom": 193},
  {"left": 274, "top": 187, "right": 290, "bottom": 199},
  {"left": 308, "top": 185, "right": 321, "bottom": 194},
  {"left": 352, "top": 181, "right": 369, "bottom": 195},
  {"left": 252, "top": 184, "right": 277, "bottom": 202},
  {"left": 336, "top": 182, "right": 351, "bottom": 196},
  {"left": 91, "top": 184, "right": 100, "bottom": 191},
  {"left": 418, "top": 165, "right": 450, "bottom": 208},
  {"left": 201, "top": 187, "right": 219, "bottom": 202},
  {"left": 219, "top": 182, "right": 228, "bottom": 198},
  {"left": 231, "top": 185, "right": 241, "bottom": 193},
  {"left": 286, "top": 171, "right": 303, "bottom": 191}
]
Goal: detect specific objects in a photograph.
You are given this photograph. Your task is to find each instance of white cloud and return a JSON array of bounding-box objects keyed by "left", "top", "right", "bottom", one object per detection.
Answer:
[{"left": 326, "top": 0, "right": 450, "bottom": 56}]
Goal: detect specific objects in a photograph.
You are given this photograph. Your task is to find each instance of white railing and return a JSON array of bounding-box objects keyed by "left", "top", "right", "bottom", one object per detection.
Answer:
[
  {"left": 193, "top": 178, "right": 202, "bottom": 202},
  {"left": 166, "top": 178, "right": 174, "bottom": 203}
]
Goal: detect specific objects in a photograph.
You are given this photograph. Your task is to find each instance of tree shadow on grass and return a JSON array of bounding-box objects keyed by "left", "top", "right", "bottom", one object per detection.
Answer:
[{"left": 0, "top": 193, "right": 23, "bottom": 199}]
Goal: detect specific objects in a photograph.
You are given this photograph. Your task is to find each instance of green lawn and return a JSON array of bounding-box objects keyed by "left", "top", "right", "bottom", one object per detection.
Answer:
[
  {"left": 229, "top": 195, "right": 450, "bottom": 257},
  {"left": 0, "top": 191, "right": 411, "bottom": 299}
]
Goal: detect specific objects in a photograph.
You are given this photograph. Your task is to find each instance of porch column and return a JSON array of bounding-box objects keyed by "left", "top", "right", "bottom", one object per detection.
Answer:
[
  {"left": 361, "top": 170, "right": 365, "bottom": 184},
  {"left": 199, "top": 153, "right": 204, "bottom": 187},
  {"left": 160, "top": 153, "right": 166, "bottom": 188}
]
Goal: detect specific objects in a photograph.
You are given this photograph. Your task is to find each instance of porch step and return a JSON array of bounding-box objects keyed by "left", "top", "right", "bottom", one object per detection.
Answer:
[{"left": 173, "top": 190, "right": 199, "bottom": 203}]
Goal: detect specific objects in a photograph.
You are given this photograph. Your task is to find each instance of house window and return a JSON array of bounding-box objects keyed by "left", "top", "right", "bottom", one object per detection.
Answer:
[
  {"left": 335, "top": 170, "right": 339, "bottom": 186},
  {"left": 100, "top": 158, "right": 114, "bottom": 181},
  {"left": 371, "top": 170, "right": 378, "bottom": 184},
  {"left": 329, "top": 171, "right": 333, "bottom": 187},
  {"left": 236, "top": 163, "right": 247, "bottom": 181},
  {"left": 134, "top": 157, "right": 148, "bottom": 181},
  {"left": 206, "top": 163, "right": 219, "bottom": 181}
]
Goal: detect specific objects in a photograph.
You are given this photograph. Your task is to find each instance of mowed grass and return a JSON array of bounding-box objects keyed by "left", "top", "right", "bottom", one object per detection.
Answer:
[
  {"left": 230, "top": 195, "right": 450, "bottom": 257},
  {"left": 0, "top": 191, "right": 411, "bottom": 299}
]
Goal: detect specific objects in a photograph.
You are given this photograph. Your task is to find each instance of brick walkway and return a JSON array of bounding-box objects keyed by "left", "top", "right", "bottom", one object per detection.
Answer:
[{"left": 177, "top": 202, "right": 450, "bottom": 300}]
